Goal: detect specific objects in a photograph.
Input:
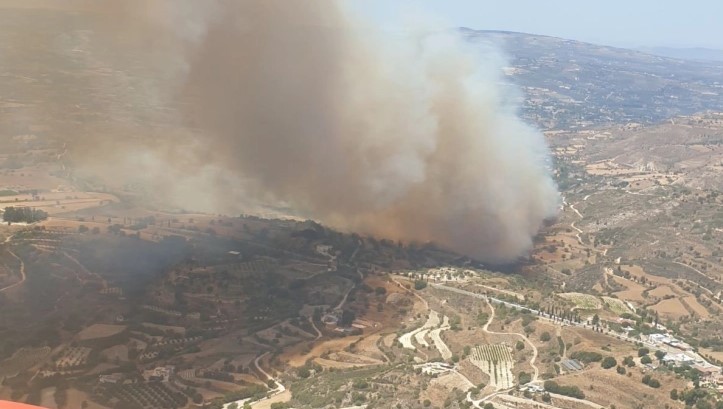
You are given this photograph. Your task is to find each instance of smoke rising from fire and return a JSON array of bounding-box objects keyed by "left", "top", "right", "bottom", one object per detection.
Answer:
[{"left": 71, "top": 1, "right": 559, "bottom": 262}]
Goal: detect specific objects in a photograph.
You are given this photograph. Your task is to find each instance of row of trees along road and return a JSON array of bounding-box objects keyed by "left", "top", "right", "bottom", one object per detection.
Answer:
[{"left": 2, "top": 206, "right": 48, "bottom": 224}]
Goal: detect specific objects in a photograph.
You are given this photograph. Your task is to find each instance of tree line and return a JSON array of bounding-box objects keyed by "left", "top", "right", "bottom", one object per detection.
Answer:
[{"left": 2, "top": 206, "right": 48, "bottom": 224}]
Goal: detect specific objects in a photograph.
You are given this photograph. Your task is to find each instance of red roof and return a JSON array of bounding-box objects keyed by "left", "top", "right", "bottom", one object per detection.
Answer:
[{"left": 0, "top": 402, "right": 47, "bottom": 409}]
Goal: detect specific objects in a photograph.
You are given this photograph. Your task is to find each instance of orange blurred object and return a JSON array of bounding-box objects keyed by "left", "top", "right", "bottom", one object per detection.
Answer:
[{"left": 0, "top": 402, "right": 48, "bottom": 409}]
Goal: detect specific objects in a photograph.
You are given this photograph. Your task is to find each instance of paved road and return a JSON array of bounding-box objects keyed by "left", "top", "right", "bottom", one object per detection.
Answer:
[{"left": 430, "top": 282, "right": 719, "bottom": 371}]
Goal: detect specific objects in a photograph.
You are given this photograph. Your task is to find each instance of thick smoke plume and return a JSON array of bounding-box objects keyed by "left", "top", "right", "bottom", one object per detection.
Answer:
[{"left": 70, "top": 1, "right": 559, "bottom": 262}]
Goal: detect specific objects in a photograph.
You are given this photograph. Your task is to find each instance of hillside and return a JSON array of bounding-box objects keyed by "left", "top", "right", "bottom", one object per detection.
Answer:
[{"left": 462, "top": 29, "right": 723, "bottom": 129}]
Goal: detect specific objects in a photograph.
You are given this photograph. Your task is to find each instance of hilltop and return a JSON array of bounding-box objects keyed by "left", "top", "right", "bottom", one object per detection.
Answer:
[{"left": 461, "top": 29, "right": 723, "bottom": 129}]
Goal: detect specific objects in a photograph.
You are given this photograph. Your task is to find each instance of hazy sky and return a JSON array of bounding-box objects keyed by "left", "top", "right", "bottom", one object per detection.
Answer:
[{"left": 349, "top": 0, "right": 723, "bottom": 49}]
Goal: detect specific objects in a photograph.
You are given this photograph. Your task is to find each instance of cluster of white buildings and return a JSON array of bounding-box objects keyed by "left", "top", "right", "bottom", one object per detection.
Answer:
[
  {"left": 647, "top": 333, "right": 722, "bottom": 383},
  {"left": 649, "top": 333, "right": 693, "bottom": 351}
]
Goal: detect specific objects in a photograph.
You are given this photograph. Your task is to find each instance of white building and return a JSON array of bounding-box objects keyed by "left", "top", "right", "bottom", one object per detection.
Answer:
[{"left": 662, "top": 353, "right": 695, "bottom": 366}]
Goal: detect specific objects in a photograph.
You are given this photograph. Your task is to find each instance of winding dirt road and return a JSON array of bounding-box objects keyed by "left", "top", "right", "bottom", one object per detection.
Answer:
[
  {"left": 0, "top": 250, "right": 25, "bottom": 293},
  {"left": 309, "top": 317, "right": 322, "bottom": 340},
  {"left": 482, "top": 298, "right": 539, "bottom": 383}
]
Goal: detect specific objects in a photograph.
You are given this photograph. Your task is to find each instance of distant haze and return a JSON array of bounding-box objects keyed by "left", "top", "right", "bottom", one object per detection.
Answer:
[
  {"left": 350, "top": 0, "right": 723, "bottom": 50},
  {"left": 637, "top": 47, "right": 723, "bottom": 62}
]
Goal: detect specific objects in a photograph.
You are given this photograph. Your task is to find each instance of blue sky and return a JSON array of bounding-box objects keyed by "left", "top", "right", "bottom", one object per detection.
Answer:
[{"left": 347, "top": 0, "right": 723, "bottom": 49}]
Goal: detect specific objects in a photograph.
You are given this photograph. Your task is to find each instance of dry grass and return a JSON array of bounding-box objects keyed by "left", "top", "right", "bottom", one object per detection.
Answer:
[
  {"left": 650, "top": 298, "right": 689, "bottom": 320},
  {"left": 76, "top": 324, "right": 126, "bottom": 341},
  {"left": 252, "top": 390, "right": 292, "bottom": 409},
  {"left": 65, "top": 388, "right": 111, "bottom": 409},
  {"left": 682, "top": 296, "right": 710, "bottom": 318},
  {"left": 649, "top": 285, "right": 675, "bottom": 298},
  {"left": 282, "top": 336, "right": 361, "bottom": 367},
  {"left": 611, "top": 276, "right": 647, "bottom": 302},
  {"left": 554, "top": 367, "right": 687, "bottom": 409},
  {"left": 700, "top": 348, "right": 723, "bottom": 362},
  {"left": 314, "top": 357, "right": 370, "bottom": 369},
  {"left": 100, "top": 345, "right": 129, "bottom": 362},
  {"left": 353, "top": 334, "right": 387, "bottom": 362},
  {"left": 141, "top": 323, "right": 185, "bottom": 335}
]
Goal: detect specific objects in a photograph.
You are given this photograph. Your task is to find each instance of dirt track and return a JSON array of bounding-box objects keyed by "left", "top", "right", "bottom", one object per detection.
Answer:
[{"left": 0, "top": 250, "right": 25, "bottom": 293}]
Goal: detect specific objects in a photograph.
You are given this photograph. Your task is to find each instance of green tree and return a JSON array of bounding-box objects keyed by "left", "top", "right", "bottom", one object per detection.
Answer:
[
  {"left": 640, "top": 355, "right": 652, "bottom": 364},
  {"left": 592, "top": 314, "right": 600, "bottom": 325},
  {"left": 297, "top": 367, "right": 311, "bottom": 378},
  {"left": 601, "top": 356, "right": 617, "bottom": 369},
  {"left": 696, "top": 401, "right": 713, "bottom": 409}
]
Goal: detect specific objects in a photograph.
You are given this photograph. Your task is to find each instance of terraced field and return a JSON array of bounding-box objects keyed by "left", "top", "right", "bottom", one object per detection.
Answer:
[
  {"left": 429, "top": 316, "right": 452, "bottom": 360},
  {"left": 398, "top": 310, "right": 440, "bottom": 350},
  {"left": 559, "top": 292, "right": 603, "bottom": 310},
  {"left": 470, "top": 344, "right": 514, "bottom": 390},
  {"left": 0, "top": 346, "right": 51, "bottom": 378},
  {"left": 601, "top": 296, "right": 631, "bottom": 315}
]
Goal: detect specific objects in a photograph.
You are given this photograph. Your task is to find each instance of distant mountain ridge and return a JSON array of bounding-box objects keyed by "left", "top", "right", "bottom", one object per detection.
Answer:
[
  {"left": 459, "top": 29, "right": 723, "bottom": 130},
  {"left": 637, "top": 46, "right": 723, "bottom": 62}
]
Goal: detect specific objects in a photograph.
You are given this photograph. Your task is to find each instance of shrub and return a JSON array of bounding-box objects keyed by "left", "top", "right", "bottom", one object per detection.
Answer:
[
  {"left": 543, "top": 381, "right": 585, "bottom": 399},
  {"left": 641, "top": 374, "right": 660, "bottom": 388},
  {"left": 570, "top": 351, "right": 603, "bottom": 363},
  {"left": 296, "top": 367, "right": 310, "bottom": 378},
  {"left": 601, "top": 356, "right": 617, "bottom": 369}
]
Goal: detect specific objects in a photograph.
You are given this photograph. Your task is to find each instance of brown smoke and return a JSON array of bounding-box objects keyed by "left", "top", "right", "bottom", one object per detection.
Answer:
[{"left": 46, "top": 0, "right": 560, "bottom": 262}]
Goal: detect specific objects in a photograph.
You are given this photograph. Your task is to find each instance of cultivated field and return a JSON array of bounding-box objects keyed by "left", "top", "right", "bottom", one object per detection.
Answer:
[{"left": 470, "top": 344, "right": 514, "bottom": 390}]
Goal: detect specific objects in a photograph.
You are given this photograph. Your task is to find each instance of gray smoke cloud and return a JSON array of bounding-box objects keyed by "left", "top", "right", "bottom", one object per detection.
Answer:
[{"left": 64, "top": 0, "right": 559, "bottom": 263}]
